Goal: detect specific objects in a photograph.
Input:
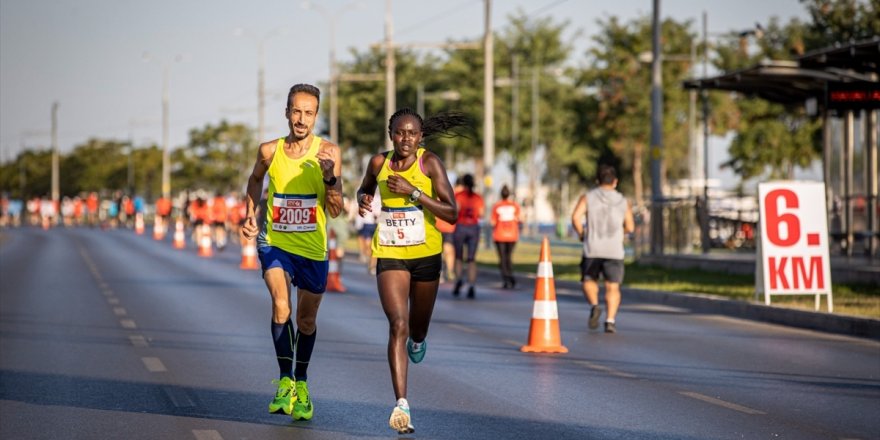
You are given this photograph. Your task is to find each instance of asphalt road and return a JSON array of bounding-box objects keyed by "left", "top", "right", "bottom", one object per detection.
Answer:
[{"left": 1, "top": 226, "right": 878, "bottom": 440}]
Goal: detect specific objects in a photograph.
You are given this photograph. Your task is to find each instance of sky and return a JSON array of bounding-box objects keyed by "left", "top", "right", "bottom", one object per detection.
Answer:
[{"left": 0, "top": 0, "right": 811, "bottom": 186}]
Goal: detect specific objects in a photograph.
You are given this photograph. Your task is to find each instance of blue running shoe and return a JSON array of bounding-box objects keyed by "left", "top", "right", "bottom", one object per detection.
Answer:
[{"left": 406, "top": 338, "right": 427, "bottom": 364}]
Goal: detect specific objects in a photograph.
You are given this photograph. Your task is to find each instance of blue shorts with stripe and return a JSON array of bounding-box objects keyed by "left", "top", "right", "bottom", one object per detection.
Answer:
[{"left": 258, "top": 246, "right": 328, "bottom": 293}]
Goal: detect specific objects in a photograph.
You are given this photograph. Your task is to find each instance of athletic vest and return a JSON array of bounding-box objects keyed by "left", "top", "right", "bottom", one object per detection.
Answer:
[
  {"left": 491, "top": 199, "right": 520, "bottom": 242},
  {"left": 583, "top": 187, "right": 627, "bottom": 260},
  {"left": 263, "top": 136, "right": 327, "bottom": 261},
  {"left": 371, "top": 148, "right": 442, "bottom": 259}
]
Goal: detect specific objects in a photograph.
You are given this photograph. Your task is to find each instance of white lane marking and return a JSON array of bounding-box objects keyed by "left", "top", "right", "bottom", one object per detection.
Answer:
[
  {"left": 107, "top": 297, "right": 120, "bottom": 305},
  {"left": 113, "top": 307, "right": 127, "bottom": 316},
  {"left": 447, "top": 323, "right": 478, "bottom": 334},
  {"left": 120, "top": 319, "right": 137, "bottom": 329},
  {"left": 679, "top": 391, "right": 766, "bottom": 415},
  {"left": 192, "top": 430, "right": 223, "bottom": 440},
  {"left": 102, "top": 288, "right": 113, "bottom": 296},
  {"left": 574, "top": 360, "right": 638, "bottom": 379},
  {"left": 129, "top": 335, "right": 149, "bottom": 347},
  {"left": 141, "top": 357, "right": 167, "bottom": 372},
  {"left": 164, "top": 386, "right": 195, "bottom": 408}
]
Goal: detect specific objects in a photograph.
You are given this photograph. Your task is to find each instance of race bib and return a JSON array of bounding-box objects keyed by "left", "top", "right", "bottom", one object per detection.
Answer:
[
  {"left": 496, "top": 205, "right": 517, "bottom": 222},
  {"left": 377, "top": 206, "right": 426, "bottom": 246},
  {"left": 271, "top": 194, "right": 317, "bottom": 232}
]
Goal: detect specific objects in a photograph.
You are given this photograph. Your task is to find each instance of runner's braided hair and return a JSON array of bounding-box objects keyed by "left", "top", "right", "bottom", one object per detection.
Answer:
[{"left": 388, "top": 108, "right": 471, "bottom": 140}]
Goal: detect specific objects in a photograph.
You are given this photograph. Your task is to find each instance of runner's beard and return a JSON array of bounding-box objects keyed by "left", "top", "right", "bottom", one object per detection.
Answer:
[{"left": 291, "top": 124, "right": 310, "bottom": 140}]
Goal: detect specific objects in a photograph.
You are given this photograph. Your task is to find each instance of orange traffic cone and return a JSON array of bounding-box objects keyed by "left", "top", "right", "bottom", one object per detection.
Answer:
[
  {"left": 521, "top": 236, "right": 568, "bottom": 354},
  {"left": 134, "top": 212, "right": 145, "bottom": 235},
  {"left": 326, "top": 229, "right": 346, "bottom": 292},
  {"left": 172, "top": 218, "right": 186, "bottom": 249},
  {"left": 198, "top": 224, "right": 213, "bottom": 257},
  {"left": 240, "top": 235, "right": 259, "bottom": 270},
  {"left": 153, "top": 217, "right": 166, "bottom": 240}
]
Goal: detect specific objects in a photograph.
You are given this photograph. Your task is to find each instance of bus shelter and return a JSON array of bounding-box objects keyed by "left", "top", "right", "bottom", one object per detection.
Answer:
[{"left": 683, "top": 37, "right": 879, "bottom": 258}]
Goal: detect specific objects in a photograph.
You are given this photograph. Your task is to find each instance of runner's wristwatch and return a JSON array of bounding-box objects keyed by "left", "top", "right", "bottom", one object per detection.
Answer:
[
  {"left": 323, "top": 176, "right": 337, "bottom": 186},
  {"left": 409, "top": 188, "right": 422, "bottom": 203}
]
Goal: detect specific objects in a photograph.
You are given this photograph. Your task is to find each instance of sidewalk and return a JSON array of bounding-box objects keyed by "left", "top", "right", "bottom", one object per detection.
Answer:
[{"left": 637, "top": 252, "right": 880, "bottom": 286}]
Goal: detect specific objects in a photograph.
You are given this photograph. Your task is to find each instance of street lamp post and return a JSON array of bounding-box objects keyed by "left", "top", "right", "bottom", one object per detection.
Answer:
[
  {"left": 649, "top": 0, "right": 664, "bottom": 255},
  {"left": 301, "top": 1, "right": 362, "bottom": 144},
  {"left": 51, "top": 102, "right": 59, "bottom": 216},
  {"left": 701, "top": 11, "right": 711, "bottom": 254},
  {"left": 234, "top": 27, "right": 286, "bottom": 144},
  {"left": 143, "top": 53, "right": 184, "bottom": 200}
]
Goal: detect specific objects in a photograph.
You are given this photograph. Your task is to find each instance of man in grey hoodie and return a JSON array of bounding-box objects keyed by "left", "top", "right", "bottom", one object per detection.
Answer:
[{"left": 570, "top": 164, "right": 635, "bottom": 333}]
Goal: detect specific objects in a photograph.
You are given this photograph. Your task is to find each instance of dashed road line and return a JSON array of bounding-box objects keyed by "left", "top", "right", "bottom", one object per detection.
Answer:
[
  {"left": 113, "top": 307, "right": 127, "bottom": 316},
  {"left": 120, "top": 319, "right": 137, "bottom": 329},
  {"left": 107, "top": 297, "right": 120, "bottom": 305},
  {"left": 163, "top": 386, "right": 195, "bottom": 408},
  {"left": 142, "top": 357, "right": 167, "bottom": 372},
  {"left": 574, "top": 360, "right": 638, "bottom": 379},
  {"left": 129, "top": 335, "right": 149, "bottom": 347},
  {"left": 192, "top": 430, "right": 223, "bottom": 440},
  {"left": 447, "top": 323, "right": 479, "bottom": 334},
  {"left": 679, "top": 391, "right": 766, "bottom": 415}
]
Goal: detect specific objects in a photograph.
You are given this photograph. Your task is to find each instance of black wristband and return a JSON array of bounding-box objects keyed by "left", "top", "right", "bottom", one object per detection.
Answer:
[{"left": 323, "top": 176, "right": 337, "bottom": 186}]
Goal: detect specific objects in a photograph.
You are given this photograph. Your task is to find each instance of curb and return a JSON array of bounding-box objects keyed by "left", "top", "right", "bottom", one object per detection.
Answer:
[{"left": 480, "top": 266, "right": 880, "bottom": 341}]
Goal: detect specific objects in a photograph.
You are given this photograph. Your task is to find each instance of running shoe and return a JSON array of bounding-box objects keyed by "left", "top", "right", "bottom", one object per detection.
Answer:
[
  {"left": 589, "top": 305, "right": 601, "bottom": 330},
  {"left": 389, "top": 404, "right": 414, "bottom": 434},
  {"left": 452, "top": 279, "right": 463, "bottom": 297},
  {"left": 407, "top": 337, "right": 427, "bottom": 364},
  {"left": 268, "top": 376, "right": 295, "bottom": 415},
  {"left": 467, "top": 285, "right": 475, "bottom": 299},
  {"left": 604, "top": 322, "right": 617, "bottom": 334},
  {"left": 292, "top": 380, "right": 314, "bottom": 420}
]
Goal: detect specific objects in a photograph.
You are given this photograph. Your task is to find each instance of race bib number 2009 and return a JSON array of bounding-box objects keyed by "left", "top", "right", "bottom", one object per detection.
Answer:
[
  {"left": 377, "top": 206, "right": 426, "bottom": 246},
  {"left": 272, "top": 194, "right": 317, "bottom": 232}
]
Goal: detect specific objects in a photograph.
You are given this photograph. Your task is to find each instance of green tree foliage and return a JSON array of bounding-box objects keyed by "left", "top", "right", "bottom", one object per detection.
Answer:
[
  {"left": 801, "top": 0, "right": 880, "bottom": 49},
  {"left": 175, "top": 120, "right": 253, "bottom": 194},
  {"left": 577, "top": 16, "right": 714, "bottom": 203},
  {"left": 0, "top": 150, "right": 52, "bottom": 199}
]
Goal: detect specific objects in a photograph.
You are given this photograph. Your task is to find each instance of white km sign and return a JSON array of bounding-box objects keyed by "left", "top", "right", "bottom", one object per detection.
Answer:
[{"left": 756, "top": 181, "right": 833, "bottom": 312}]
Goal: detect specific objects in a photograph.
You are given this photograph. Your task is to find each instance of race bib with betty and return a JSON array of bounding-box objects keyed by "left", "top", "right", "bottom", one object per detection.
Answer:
[
  {"left": 377, "top": 206, "right": 426, "bottom": 246},
  {"left": 272, "top": 193, "right": 317, "bottom": 232}
]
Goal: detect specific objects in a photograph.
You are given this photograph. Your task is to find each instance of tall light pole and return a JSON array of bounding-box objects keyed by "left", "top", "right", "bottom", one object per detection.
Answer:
[
  {"left": 701, "top": 11, "right": 711, "bottom": 254},
  {"left": 649, "top": 0, "right": 664, "bottom": 255},
  {"left": 234, "top": 27, "right": 286, "bottom": 144},
  {"left": 301, "top": 1, "right": 362, "bottom": 144},
  {"left": 384, "top": 0, "right": 395, "bottom": 150},
  {"left": 482, "top": 0, "right": 495, "bottom": 237},
  {"left": 51, "top": 102, "right": 59, "bottom": 211},
  {"left": 143, "top": 52, "right": 184, "bottom": 200}
]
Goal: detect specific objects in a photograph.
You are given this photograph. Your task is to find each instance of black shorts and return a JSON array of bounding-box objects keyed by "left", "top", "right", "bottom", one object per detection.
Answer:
[
  {"left": 453, "top": 224, "right": 480, "bottom": 262},
  {"left": 580, "top": 257, "right": 624, "bottom": 284},
  {"left": 376, "top": 254, "right": 442, "bottom": 282}
]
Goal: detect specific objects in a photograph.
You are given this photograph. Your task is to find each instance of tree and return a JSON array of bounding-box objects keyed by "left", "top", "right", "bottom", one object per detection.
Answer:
[
  {"left": 175, "top": 120, "right": 253, "bottom": 194},
  {"left": 576, "top": 16, "right": 711, "bottom": 204}
]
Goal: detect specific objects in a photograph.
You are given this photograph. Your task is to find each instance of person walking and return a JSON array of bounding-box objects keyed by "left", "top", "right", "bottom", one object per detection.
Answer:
[
  {"left": 490, "top": 184, "right": 522, "bottom": 289},
  {"left": 570, "top": 164, "right": 635, "bottom": 333},
  {"left": 355, "top": 108, "right": 465, "bottom": 434},
  {"left": 452, "top": 174, "right": 484, "bottom": 298},
  {"left": 241, "top": 83, "right": 343, "bottom": 421}
]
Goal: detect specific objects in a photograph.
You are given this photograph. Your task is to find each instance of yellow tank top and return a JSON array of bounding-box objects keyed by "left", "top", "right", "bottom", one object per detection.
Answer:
[
  {"left": 372, "top": 148, "right": 442, "bottom": 259},
  {"left": 264, "top": 136, "right": 327, "bottom": 261}
]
